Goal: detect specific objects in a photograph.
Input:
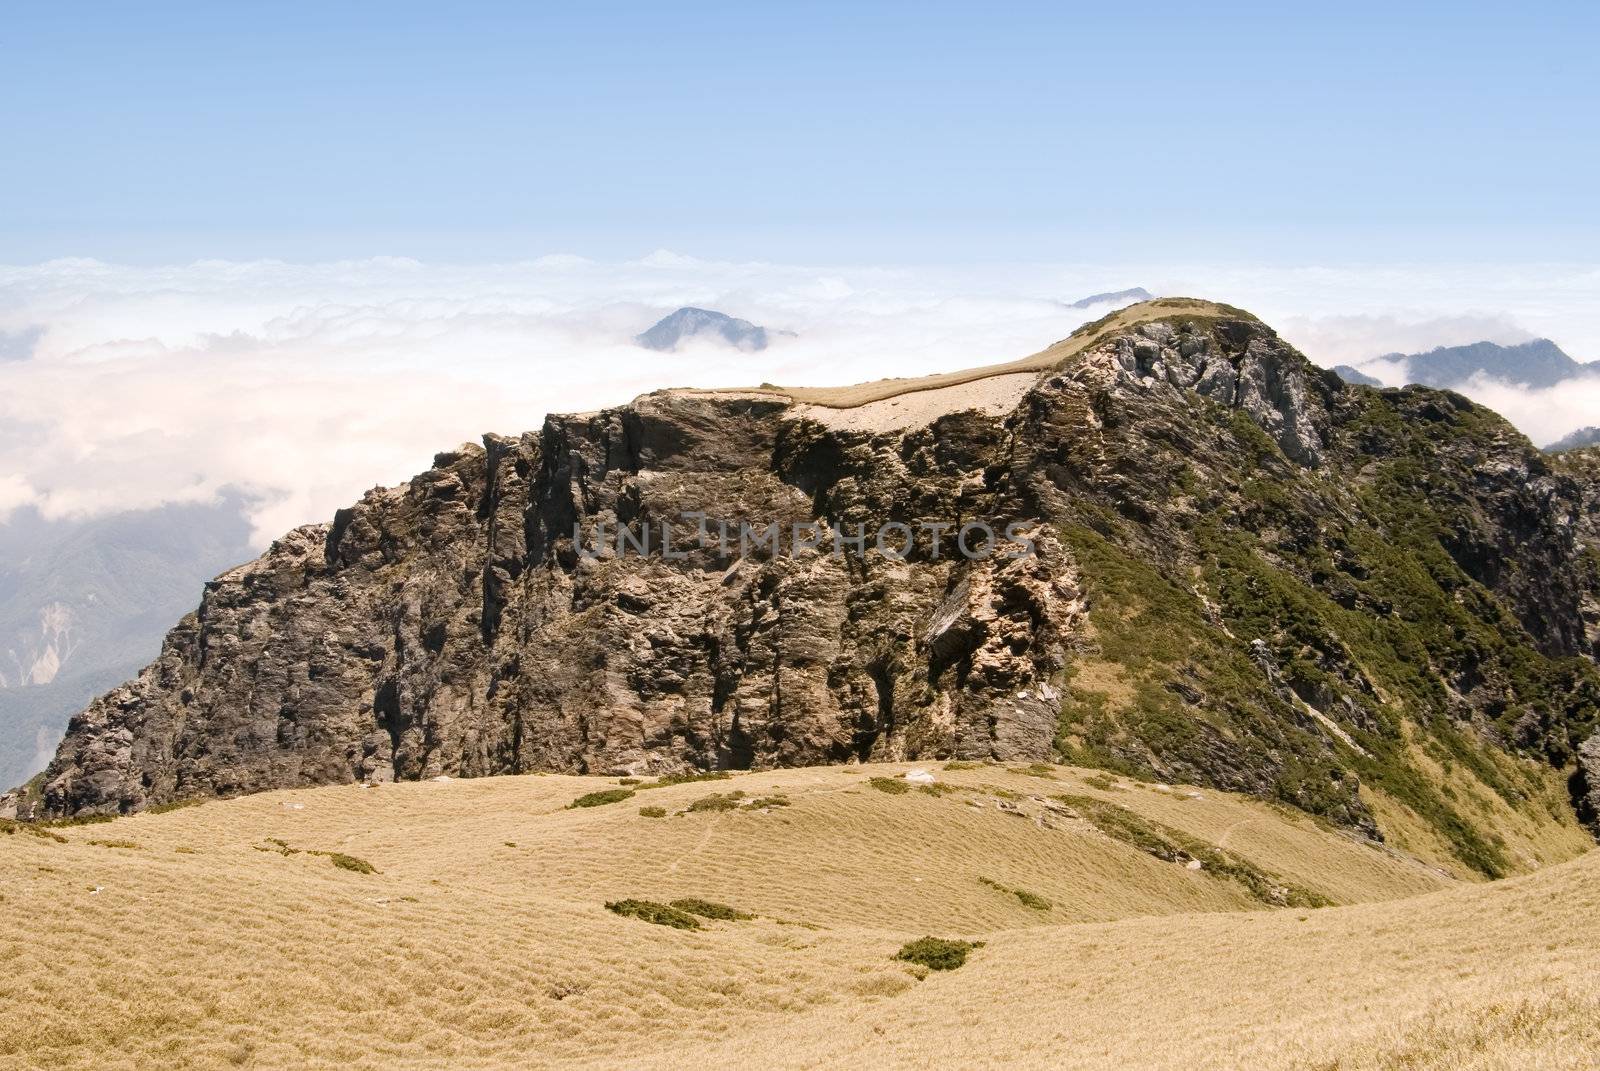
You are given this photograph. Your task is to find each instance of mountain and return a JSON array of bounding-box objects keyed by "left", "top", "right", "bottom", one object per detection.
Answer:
[
  {"left": 27, "top": 299, "right": 1600, "bottom": 883},
  {"left": 1367, "top": 338, "right": 1596, "bottom": 390},
  {"left": 1331, "top": 364, "right": 1382, "bottom": 387},
  {"left": 0, "top": 501, "right": 254, "bottom": 790},
  {"left": 1069, "top": 287, "right": 1154, "bottom": 309},
  {"left": 635, "top": 307, "right": 777, "bottom": 352},
  {"left": 1548, "top": 426, "right": 1600, "bottom": 453}
]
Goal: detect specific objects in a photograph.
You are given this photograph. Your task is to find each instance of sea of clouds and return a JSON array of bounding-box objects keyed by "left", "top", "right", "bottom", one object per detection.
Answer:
[{"left": 1, "top": 253, "right": 1596, "bottom": 545}]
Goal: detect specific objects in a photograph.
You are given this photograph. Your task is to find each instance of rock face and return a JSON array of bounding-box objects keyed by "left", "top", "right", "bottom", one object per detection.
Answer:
[{"left": 35, "top": 301, "right": 1600, "bottom": 873}]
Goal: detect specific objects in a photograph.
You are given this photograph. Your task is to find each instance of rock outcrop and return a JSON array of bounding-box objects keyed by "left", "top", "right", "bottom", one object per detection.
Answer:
[{"left": 34, "top": 300, "right": 1600, "bottom": 873}]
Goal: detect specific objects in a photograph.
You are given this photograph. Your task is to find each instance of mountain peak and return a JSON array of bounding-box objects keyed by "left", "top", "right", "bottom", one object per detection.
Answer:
[
  {"left": 1069, "top": 287, "right": 1154, "bottom": 310},
  {"left": 635, "top": 307, "right": 776, "bottom": 352}
]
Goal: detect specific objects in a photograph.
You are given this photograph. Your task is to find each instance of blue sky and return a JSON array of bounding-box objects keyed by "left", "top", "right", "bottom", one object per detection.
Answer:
[{"left": 5, "top": 1, "right": 1598, "bottom": 263}]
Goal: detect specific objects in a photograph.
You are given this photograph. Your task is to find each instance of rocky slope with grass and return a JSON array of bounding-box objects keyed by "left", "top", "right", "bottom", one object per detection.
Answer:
[{"left": 28, "top": 299, "right": 1600, "bottom": 877}]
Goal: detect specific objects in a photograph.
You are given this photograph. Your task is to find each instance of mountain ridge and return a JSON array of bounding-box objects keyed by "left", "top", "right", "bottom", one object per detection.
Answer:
[{"left": 22, "top": 299, "right": 1600, "bottom": 882}]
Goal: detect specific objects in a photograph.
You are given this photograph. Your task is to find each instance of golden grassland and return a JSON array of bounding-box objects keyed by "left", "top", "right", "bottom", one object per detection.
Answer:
[{"left": 1, "top": 761, "right": 1594, "bottom": 1070}]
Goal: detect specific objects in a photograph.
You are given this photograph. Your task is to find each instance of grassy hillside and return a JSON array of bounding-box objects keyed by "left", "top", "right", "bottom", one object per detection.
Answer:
[{"left": 8, "top": 762, "right": 1590, "bottom": 1069}]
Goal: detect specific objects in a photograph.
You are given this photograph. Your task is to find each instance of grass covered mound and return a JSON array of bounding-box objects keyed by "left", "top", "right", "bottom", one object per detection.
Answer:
[{"left": 895, "top": 937, "right": 983, "bottom": 971}]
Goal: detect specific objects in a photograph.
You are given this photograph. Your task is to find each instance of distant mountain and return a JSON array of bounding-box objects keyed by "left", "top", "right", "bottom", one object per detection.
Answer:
[
  {"left": 1380, "top": 339, "right": 1594, "bottom": 390},
  {"left": 1547, "top": 426, "right": 1600, "bottom": 453},
  {"left": 1332, "top": 365, "right": 1383, "bottom": 387},
  {"left": 1069, "top": 287, "right": 1154, "bottom": 310},
  {"left": 0, "top": 499, "right": 254, "bottom": 789},
  {"left": 636, "top": 307, "right": 777, "bottom": 352}
]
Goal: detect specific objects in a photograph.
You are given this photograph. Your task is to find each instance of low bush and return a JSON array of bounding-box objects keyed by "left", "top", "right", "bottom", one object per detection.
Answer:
[
  {"left": 315, "top": 851, "right": 377, "bottom": 874},
  {"left": 867, "top": 777, "right": 911, "bottom": 795},
  {"left": 895, "top": 937, "right": 982, "bottom": 971},
  {"left": 0, "top": 819, "right": 66, "bottom": 843},
  {"left": 568, "top": 788, "right": 635, "bottom": 809},
  {"left": 638, "top": 806, "right": 667, "bottom": 818},
  {"left": 42, "top": 814, "right": 113, "bottom": 828},
  {"left": 669, "top": 897, "right": 752, "bottom": 921},
  {"left": 606, "top": 898, "right": 701, "bottom": 929},
  {"left": 686, "top": 791, "right": 746, "bottom": 813},
  {"left": 979, "top": 877, "right": 1051, "bottom": 911},
  {"left": 637, "top": 771, "right": 732, "bottom": 790}
]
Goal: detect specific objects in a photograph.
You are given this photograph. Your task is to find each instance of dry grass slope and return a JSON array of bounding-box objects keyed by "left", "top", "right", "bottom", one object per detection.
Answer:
[{"left": 1, "top": 762, "right": 1592, "bottom": 1070}]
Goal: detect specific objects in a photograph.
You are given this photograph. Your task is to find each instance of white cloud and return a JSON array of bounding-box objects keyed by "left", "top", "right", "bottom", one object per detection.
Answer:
[
  {"left": 1, "top": 255, "right": 1596, "bottom": 545},
  {"left": 1446, "top": 373, "right": 1600, "bottom": 448},
  {"left": 0, "top": 474, "right": 36, "bottom": 520}
]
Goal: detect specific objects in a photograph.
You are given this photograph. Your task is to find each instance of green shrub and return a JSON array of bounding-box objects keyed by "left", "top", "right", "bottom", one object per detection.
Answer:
[
  {"left": 867, "top": 777, "right": 911, "bottom": 795},
  {"left": 637, "top": 771, "right": 731, "bottom": 790},
  {"left": 918, "top": 782, "right": 956, "bottom": 797},
  {"left": 638, "top": 806, "right": 667, "bottom": 818},
  {"left": 895, "top": 937, "right": 982, "bottom": 971},
  {"left": 1054, "top": 794, "right": 1327, "bottom": 908},
  {"left": 1012, "top": 888, "right": 1052, "bottom": 911},
  {"left": 979, "top": 877, "right": 1051, "bottom": 911},
  {"left": 746, "top": 795, "right": 790, "bottom": 808},
  {"left": 1015, "top": 763, "right": 1057, "bottom": 779},
  {"left": 942, "top": 761, "right": 983, "bottom": 771},
  {"left": 42, "top": 813, "right": 113, "bottom": 828},
  {"left": 568, "top": 788, "right": 635, "bottom": 809},
  {"left": 0, "top": 819, "right": 66, "bottom": 843},
  {"left": 686, "top": 791, "right": 745, "bottom": 813},
  {"left": 605, "top": 898, "right": 701, "bottom": 929},
  {"left": 316, "top": 851, "right": 377, "bottom": 874},
  {"left": 86, "top": 839, "right": 140, "bottom": 849},
  {"left": 669, "top": 897, "right": 752, "bottom": 921},
  {"left": 618, "top": 777, "right": 641, "bottom": 785},
  {"left": 1082, "top": 773, "right": 1120, "bottom": 791}
]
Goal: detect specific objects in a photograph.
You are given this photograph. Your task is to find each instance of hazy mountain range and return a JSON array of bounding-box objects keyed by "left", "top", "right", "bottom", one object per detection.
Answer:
[
  {"left": 0, "top": 500, "right": 254, "bottom": 789},
  {"left": 1336, "top": 338, "right": 1598, "bottom": 391},
  {"left": 1068, "top": 287, "right": 1154, "bottom": 309},
  {"left": 1548, "top": 426, "right": 1600, "bottom": 452}
]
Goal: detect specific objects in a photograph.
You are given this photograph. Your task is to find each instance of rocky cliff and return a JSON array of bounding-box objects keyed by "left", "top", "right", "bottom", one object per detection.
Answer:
[{"left": 31, "top": 300, "right": 1600, "bottom": 875}]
